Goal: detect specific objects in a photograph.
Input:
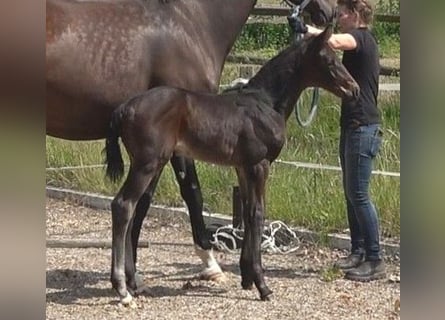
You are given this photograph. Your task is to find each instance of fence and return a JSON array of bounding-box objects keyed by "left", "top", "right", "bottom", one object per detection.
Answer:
[
  {"left": 225, "top": 54, "right": 400, "bottom": 77},
  {"left": 250, "top": 6, "right": 400, "bottom": 23}
]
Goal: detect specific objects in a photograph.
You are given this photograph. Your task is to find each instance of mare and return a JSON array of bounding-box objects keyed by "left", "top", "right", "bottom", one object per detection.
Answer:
[
  {"left": 46, "top": 0, "right": 337, "bottom": 289},
  {"left": 104, "top": 25, "right": 359, "bottom": 303}
]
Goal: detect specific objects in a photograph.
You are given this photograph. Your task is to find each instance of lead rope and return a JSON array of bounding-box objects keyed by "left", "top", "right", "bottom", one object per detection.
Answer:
[{"left": 209, "top": 221, "right": 301, "bottom": 255}]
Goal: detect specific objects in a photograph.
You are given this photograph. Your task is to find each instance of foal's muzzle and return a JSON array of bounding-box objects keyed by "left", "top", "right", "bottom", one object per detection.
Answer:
[{"left": 342, "top": 81, "right": 360, "bottom": 101}]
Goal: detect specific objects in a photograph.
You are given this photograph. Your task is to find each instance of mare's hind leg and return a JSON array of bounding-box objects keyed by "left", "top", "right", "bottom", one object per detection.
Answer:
[
  {"left": 170, "top": 155, "right": 224, "bottom": 281},
  {"left": 124, "top": 170, "right": 163, "bottom": 294},
  {"left": 111, "top": 163, "right": 161, "bottom": 305}
]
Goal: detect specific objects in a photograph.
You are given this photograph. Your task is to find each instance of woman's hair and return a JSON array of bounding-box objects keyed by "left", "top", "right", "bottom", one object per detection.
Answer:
[{"left": 338, "top": 0, "right": 375, "bottom": 25}]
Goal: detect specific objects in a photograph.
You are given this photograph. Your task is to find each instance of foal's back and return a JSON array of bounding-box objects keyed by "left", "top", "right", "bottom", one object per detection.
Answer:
[{"left": 119, "top": 86, "right": 285, "bottom": 166}]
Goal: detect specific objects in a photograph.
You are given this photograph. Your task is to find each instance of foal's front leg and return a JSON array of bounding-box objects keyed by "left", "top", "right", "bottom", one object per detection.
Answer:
[{"left": 236, "top": 168, "right": 254, "bottom": 289}]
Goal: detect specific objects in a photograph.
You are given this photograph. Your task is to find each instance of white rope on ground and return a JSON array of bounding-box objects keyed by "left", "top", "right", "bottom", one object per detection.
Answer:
[
  {"left": 209, "top": 220, "right": 301, "bottom": 255},
  {"left": 262, "top": 221, "right": 301, "bottom": 254},
  {"left": 209, "top": 225, "right": 244, "bottom": 254}
]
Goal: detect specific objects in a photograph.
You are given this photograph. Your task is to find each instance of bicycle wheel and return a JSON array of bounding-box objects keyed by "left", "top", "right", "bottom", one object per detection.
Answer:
[{"left": 295, "top": 87, "right": 320, "bottom": 127}]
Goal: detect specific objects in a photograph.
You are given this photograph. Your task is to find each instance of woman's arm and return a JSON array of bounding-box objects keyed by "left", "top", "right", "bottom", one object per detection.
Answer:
[{"left": 306, "top": 25, "right": 357, "bottom": 51}]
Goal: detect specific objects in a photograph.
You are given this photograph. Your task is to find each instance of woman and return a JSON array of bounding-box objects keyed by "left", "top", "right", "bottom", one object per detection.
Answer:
[{"left": 305, "top": 0, "right": 385, "bottom": 281}]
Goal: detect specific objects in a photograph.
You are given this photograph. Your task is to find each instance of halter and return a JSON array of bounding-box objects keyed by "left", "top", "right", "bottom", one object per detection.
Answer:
[
  {"left": 284, "top": 0, "right": 313, "bottom": 42},
  {"left": 284, "top": 0, "right": 338, "bottom": 41},
  {"left": 283, "top": 0, "right": 314, "bottom": 13}
]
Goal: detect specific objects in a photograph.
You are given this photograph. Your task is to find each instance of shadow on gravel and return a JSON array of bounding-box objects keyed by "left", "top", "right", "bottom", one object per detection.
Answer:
[
  {"left": 46, "top": 269, "right": 114, "bottom": 305},
  {"left": 46, "top": 264, "right": 321, "bottom": 305},
  {"left": 46, "top": 268, "right": 255, "bottom": 304},
  {"left": 265, "top": 267, "right": 320, "bottom": 279},
  {"left": 159, "top": 261, "right": 320, "bottom": 281}
]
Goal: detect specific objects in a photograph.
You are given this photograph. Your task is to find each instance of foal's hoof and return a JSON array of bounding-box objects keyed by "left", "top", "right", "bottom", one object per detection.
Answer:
[
  {"left": 134, "top": 272, "right": 145, "bottom": 288},
  {"left": 134, "top": 284, "right": 151, "bottom": 296},
  {"left": 127, "top": 284, "right": 151, "bottom": 297},
  {"left": 119, "top": 291, "right": 135, "bottom": 306},
  {"left": 241, "top": 281, "right": 254, "bottom": 290},
  {"left": 127, "top": 273, "right": 151, "bottom": 296},
  {"left": 260, "top": 289, "right": 273, "bottom": 301}
]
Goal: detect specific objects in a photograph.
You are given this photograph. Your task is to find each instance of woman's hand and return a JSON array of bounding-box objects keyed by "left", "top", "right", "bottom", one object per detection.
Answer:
[{"left": 306, "top": 25, "right": 322, "bottom": 36}]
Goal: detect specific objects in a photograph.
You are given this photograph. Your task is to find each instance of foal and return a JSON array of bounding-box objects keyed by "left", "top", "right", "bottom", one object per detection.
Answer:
[{"left": 105, "top": 25, "right": 359, "bottom": 303}]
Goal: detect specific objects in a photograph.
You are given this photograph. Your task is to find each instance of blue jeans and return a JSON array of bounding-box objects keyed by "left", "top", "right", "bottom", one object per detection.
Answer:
[{"left": 339, "top": 124, "right": 383, "bottom": 261}]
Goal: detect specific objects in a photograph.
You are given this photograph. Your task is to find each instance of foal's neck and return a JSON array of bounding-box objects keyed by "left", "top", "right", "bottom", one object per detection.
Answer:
[{"left": 247, "top": 45, "right": 307, "bottom": 121}]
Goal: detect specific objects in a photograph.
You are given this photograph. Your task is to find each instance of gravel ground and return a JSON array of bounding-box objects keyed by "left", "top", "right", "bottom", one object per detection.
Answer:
[{"left": 46, "top": 198, "right": 400, "bottom": 319}]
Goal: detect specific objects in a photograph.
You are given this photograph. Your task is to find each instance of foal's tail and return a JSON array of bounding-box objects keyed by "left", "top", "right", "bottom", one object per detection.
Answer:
[{"left": 104, "top": 105, "right": 125, "bottom": 183}]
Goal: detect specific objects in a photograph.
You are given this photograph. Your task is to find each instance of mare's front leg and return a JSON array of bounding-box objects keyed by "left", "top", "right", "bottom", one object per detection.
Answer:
[
  {"left": 170, "top": 155, "right": 224, "bottom": 281},
  {"left": 240, "top": 162, "right": 272, "bottom": 301},
  {"left": 124, "top": 171, "right": 163, "bottom": 295},
  {"left": 111, "top": 163, "right": 160, "bottom": 305}
]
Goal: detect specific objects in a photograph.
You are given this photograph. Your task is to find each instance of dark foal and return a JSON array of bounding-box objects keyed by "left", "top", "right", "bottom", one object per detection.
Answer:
[
  {"left": 46, "top": 0, "right": 337, "bottom": 289},
  {"left": 104, "top": 25, "right": 359, "bottom": 303}
]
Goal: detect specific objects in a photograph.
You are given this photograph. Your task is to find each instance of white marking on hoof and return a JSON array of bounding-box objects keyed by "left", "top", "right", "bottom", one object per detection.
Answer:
[
  {"left": 194, "top": 246, "right": 226, "bottom": 282},
  {"left": 120, "top": 292, "right": 133, "bottom": 305},
  {"left": 200, "top": 270, "right": 227, "bottom": 282}
]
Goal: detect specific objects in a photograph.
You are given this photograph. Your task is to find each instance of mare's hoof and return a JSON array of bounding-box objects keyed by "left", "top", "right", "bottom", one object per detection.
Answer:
[{"left": 200, "top": 271, "right": 227, "bottom": 282}]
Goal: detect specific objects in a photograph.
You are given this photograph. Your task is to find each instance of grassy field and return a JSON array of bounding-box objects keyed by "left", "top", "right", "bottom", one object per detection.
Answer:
[{"left": 46, "top": 0, "right": 400, "bottom": 238}]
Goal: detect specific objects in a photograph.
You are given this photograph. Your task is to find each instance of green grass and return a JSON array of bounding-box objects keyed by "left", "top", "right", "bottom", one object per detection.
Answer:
[
  {"left": 320, "top": 266, "right": 343, "bottom": 282},
  {"left": 46, "top": 93, "right": 400, "bottom": 238}
]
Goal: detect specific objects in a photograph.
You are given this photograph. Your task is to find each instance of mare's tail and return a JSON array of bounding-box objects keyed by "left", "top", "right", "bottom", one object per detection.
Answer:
[{"left": 104, "top": 105, "right": 125, "bottom": 183}]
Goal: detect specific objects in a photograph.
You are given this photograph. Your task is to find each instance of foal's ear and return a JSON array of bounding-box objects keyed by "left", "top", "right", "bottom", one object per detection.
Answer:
[
  {"left": 310, "top": 24, "right": 334, "bottom": 52},
  {"left": 318, "top": 24, "right": 334, "bottom": 43}
]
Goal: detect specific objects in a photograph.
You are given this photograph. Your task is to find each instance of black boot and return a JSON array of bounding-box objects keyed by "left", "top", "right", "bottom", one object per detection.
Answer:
[
  {"left": 334, "top": 253, "right": 364, "bottom": 270},
  {"left": 344, "top": 260, "right": 386, "bottom": 282}
]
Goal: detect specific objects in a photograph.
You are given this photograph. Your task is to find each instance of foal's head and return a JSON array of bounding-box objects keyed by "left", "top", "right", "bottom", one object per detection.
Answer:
[{"left": 299, "top": 25, "right": 360, "bottom": 101}]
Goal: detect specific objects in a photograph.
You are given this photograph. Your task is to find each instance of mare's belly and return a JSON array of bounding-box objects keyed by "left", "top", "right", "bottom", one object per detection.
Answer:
[{"left": 46, "top": 87, "right": 114, "bottom": 140}]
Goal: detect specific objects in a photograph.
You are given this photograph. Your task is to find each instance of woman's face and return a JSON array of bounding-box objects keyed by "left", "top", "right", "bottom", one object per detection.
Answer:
[{"left": 336, "top": 4, "right": 359, "bottom": 32}]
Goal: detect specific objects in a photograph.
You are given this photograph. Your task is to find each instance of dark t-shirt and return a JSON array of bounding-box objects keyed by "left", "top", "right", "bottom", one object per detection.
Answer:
[{"left": 341, "top": 28, "right": 381, "bottom": 128}]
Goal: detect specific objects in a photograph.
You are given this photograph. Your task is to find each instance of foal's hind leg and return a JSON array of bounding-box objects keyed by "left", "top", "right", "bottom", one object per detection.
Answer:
[
  {"left": 239, "top": 162, "right": 272, "bottom": 301},
  {"left": 124, "top": 170, "right": 163, "bottom": 294},
  {"left": 235, "top": 168, "right": 254, "bottom": 290},
  {"left": 170, "top": 155, "right": 224, "bottom": 281},
  {"left": 111, "top": 163, "right": 161, "bottom": 305}
]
